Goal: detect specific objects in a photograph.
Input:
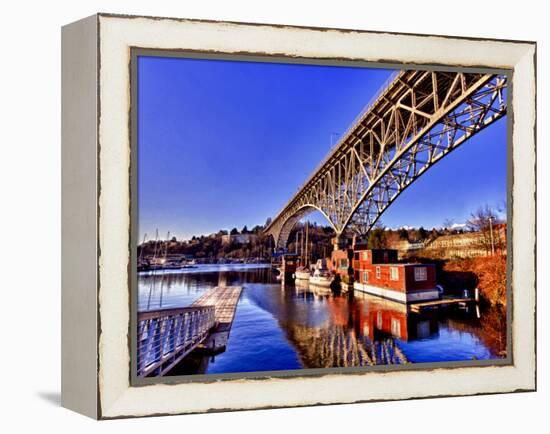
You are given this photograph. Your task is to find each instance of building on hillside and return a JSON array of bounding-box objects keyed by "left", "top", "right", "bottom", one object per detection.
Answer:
[
  {"left": 424, "top": 224, "right": 506, "bottom": 258},
  {"left": 221, "top": 233, "right": 257, "bottom": 245},
  {"left": 352, "top": 248, "right": 439, "bottom": 303}
]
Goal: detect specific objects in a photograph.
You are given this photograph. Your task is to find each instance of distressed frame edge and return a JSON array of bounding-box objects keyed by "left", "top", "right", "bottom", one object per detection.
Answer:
[
  {"left": 61, "top": 13, "right": 100, "bottom": 419},
  {"left": 93, "top": 14, "right": 536, "bottom": 419}
]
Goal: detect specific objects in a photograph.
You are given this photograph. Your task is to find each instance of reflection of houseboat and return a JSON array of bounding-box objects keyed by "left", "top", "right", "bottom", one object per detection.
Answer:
[
  {"left": 353, "top": 293, "right": 439, "bottom": 342},
  {"left": 309, "top": 259, "right": 332, "bottom": 287},
  {"left": 352, "top": 248, "right": 440, "bottom": 303}
]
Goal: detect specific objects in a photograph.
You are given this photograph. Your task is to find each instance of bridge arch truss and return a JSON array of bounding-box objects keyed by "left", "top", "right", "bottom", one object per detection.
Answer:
[{"left": 265, "top": 70, "right": 507, "bottom": 248}]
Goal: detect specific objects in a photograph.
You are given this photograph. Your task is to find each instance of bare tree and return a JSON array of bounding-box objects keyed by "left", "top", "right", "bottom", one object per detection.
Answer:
[
  {"left": 442, "top": 218, "right": 454, "bottom": 233},
  {"left": 466, "top": 204, "right": 505, "bottom": 255}
]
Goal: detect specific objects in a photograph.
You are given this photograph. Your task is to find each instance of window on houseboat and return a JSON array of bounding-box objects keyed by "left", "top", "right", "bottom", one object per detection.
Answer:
[
  {"left": 339, "top": 258, "right": 348, "bottom": 269},
  {"left": 361, "top": 251, "right": 368, "bottom": 261},
  {"left": 390, "top": 266, "right": 399, "bottom": 281},
  {"left": 376, "top": 266, "right": 381, "bottom": 279},
  {"left": 414, "top": 266, "right": 427, "bottom": 281},
  {"left": 363, "top": 271, "right": 369, "bottom": 282}
]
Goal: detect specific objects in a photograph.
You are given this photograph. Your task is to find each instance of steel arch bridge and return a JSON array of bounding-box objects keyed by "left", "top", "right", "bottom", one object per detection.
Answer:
[{"left": 265, "top": 70, "right": 507, "bottom": 249}]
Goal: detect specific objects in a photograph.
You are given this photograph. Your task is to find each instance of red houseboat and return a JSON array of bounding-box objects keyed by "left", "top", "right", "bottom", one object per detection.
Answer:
[{"left": 351, "top": 247, "right": 440, "bottom": 303}]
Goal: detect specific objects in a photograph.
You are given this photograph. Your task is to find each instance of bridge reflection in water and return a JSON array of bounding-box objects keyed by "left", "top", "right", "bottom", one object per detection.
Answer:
[
  {"left": 248, "top": 282, "right": 441, "bottom": 369},
  {"left": 139, "top": 266, "right": 504, "bottom": 376}
]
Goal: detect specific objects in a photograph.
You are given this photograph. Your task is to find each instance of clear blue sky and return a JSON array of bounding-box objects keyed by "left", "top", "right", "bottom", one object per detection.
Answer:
[{"left": 138, "top": 56, "right": 507, "bottom": 241}]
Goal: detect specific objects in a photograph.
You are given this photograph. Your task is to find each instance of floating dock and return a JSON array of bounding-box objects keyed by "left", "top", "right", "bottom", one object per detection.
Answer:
[
  {"left": 192, "top": 286, "right": 243, "bottom": 354},
  {"left": 137, "top": 286, "right": 242, "bottom": 377},
  {"left": 409, "top": 296, "right": 475, "bottom": 313}
]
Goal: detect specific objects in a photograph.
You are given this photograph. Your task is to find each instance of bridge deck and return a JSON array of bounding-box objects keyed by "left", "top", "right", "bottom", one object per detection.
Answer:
[
  {"left": 137, "top": 286, "right": 242, "bottom": 377},
  {"left": 264, "top": 70, "right": 507, "bottom": 247}
]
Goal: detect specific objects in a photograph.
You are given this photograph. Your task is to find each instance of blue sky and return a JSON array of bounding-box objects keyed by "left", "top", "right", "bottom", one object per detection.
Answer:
[{"left": 138, "top": 56, "right": 507, "bottom": 241}]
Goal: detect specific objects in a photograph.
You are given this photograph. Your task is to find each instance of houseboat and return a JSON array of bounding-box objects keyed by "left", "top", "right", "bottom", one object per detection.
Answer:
[{"left": 352, "top": 248, "right": 440, "bottom": 303}]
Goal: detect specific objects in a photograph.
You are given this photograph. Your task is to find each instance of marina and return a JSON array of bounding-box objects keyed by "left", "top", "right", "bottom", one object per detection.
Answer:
[
  {"left": 133, "top": 63, "right": 509, "bottom": 379},
  {"left": 137, "top": 264, "right": 506, "bottom": 376}
]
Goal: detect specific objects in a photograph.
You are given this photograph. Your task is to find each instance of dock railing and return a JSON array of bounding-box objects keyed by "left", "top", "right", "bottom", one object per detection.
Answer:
[{"left": 137, "top": 305, "right": 216, "bottom": 377}]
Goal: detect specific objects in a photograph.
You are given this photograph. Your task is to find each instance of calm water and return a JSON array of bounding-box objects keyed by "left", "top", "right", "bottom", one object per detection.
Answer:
[{"left": 138, "top": 264, "right": 506, "bottom": 376}]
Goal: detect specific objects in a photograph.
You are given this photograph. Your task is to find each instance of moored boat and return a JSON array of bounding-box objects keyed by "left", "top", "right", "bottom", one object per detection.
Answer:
[
  {"left": 294, "top": 267, "right": 311, "bottom": 281},
  {"left": 309, "top": 259, "right": 332, "bottom": 287},
  {"left": 310, "top": 269, "right": 332, "bottom": 287}
]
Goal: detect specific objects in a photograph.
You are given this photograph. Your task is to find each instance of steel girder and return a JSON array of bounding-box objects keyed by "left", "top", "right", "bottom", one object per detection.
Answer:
[{"left": 265, "top": 71, "right": 507, "bottom": 248}]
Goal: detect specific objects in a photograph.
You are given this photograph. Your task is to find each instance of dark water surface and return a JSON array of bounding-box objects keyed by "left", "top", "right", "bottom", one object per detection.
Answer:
[{"left": 138, "top": 265, "right": 506, "bottom": 376}]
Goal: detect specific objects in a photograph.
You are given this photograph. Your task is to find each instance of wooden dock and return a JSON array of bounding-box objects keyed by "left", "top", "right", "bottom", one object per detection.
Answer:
[
  {"left": 137, "top": 286, "right": 242, "bottom": 377},
  {"left": 409, "top": 297, "right": 475, "bottom": 313},
  {"left": 192, "top": 286, "right": 243, "bottom": 354}
]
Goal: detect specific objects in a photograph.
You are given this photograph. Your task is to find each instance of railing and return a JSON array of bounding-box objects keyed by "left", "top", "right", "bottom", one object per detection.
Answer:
[
  {"left": 296, "top": 71, "right": 402, "bottom": 195},
  {"left": 137, "top": 305, "right": 216, "bottom": 377}
]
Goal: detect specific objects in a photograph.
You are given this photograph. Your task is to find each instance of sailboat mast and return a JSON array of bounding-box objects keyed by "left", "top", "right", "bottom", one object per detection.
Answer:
[
  {"left": 300, "top": 227, "right": 304, "bottom": 266},
  {"left": 305, "top": 221, "right": 309, "bottom": 266},
  {"left": 138, "top": 233, "right": 147, "bottom": 261}
]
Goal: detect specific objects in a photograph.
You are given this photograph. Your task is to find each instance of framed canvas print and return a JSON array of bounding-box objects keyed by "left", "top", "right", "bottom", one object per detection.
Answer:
[{"left": 61, "top": 13, "right": 536, "bottom": 419}]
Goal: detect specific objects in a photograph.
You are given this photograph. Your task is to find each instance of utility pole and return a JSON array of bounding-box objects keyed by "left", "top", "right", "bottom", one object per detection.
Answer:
[{"left": 489, "top": 216, "right": 495, "bottom": 256}]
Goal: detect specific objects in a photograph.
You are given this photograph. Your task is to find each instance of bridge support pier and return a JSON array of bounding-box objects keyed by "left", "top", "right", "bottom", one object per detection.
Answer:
[{"left": 332, "top": 235, "right": 356, "bottom": 294}]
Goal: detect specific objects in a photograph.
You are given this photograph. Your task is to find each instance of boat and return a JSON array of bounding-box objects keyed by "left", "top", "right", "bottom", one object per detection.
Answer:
[
  {"left": 309, "top": 259, "right": 333, "bottom": 287},
  {"left": 180, "top": 264, "right": 198, "bottom": 269},
  {"left": 294, "top": 267, "right": 311, "bottom": 281},
  {"left": 274, "top": 267, "right": 283, "bottom": 281},
  {"left": 310, "top": 268, "right": 332, "bottom": 287}
]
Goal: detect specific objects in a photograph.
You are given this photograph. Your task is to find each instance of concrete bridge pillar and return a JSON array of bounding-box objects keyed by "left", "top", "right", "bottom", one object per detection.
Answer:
[{"left": 332, "top": 235, "right": 345, "bottom": 251}]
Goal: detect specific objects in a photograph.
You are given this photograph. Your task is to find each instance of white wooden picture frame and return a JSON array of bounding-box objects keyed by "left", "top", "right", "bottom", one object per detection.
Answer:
[{"left": 61, "top": 13, "right": 536, "bottom": 419}]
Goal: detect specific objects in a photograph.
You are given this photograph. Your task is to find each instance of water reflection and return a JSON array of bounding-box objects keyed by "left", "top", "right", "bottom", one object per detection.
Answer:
[{"left": 138, "top": 265, "right": 506, "bottom": 376}]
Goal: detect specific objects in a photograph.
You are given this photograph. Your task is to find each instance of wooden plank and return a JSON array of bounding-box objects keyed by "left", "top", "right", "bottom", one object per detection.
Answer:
[
  {"left": 192, "top": 286, "right": 243, "bottom": 330},
  {"left": 192, "top": 286, "right": 243, "bottom": 353}
]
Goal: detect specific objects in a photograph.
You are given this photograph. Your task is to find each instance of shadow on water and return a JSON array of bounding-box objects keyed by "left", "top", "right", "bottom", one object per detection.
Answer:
[{"left": 139, "top": 265, "right": 506, "bottom": 376}]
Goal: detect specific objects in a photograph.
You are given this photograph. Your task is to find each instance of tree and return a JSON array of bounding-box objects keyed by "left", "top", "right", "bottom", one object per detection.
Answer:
[
  {"left": 241, "top": 225, "right": 249, "bottom": 234},
  {"left": 230, "top": 227, "right": 239, "bottom": 235},
  {"left": 418, "top": 226, "right": 428, "bottom": 240},
  {"left": 398, "top": 228, "right": 409, "bottom": 240},
  {"left": 443, "top": 218, "right": 454, "bottom": 230},
  {"left": 367, "top": 222, "right": 387, "bottom": 249},
  {"left": 467, "top": 204, "right": 505, "bottom": 255}
]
